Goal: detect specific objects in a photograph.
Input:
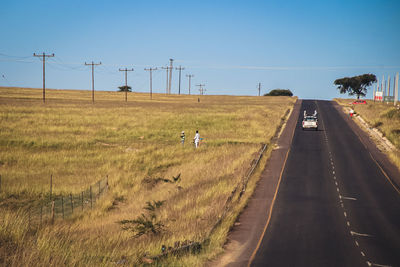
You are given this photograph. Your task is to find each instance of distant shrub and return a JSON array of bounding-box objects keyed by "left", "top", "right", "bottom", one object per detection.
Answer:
[
  {"left": 383, "top": 108, "right": 400, "bottom": 119},
  {"left": 391, "top": 129, "right": 400, "bottom": 136},
  {"left": 264, "top": 89, "right": 293, "bottom": 96},
  {"left": 118, "top": 86, "right": 132, "bottom": 92},
  {"left": 373, "top": 121, "right": 383, "bottom": 128}
]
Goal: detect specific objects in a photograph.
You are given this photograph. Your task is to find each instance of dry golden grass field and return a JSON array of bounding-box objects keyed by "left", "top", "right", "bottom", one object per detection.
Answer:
[
  {"left": 0, "top": 87, "right": 296, "bottom": 266},
  {"left": 335, "top": 98, "right": 400, "bottom": 172}
]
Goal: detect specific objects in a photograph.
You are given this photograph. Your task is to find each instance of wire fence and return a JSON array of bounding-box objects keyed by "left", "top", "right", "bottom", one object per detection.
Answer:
[{"left": 10, "top": 176, "right": 110, "bottom": 228}]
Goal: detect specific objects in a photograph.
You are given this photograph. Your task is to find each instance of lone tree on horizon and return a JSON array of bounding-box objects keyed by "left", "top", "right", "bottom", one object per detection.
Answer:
[
  {"left": 334, "top": 74, "right": 377, "bottom": 99},
  {"left": 264, "top": 89, "right": 293, "bottom": 96},
  {"left": 118, "top": 85, "right": 132, "bottom": 92}
]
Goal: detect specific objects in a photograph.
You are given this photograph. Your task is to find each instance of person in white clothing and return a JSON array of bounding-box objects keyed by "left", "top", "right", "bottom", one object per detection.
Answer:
[
  {"left": 349, "top": 108, "right": 354, "bottom": 118},
  {"left": 194, "top": 130, "right": 200, "bottom": 148}
]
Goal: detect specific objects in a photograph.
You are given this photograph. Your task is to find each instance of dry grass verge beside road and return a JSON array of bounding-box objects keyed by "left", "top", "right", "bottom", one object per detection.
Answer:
[
  {"left": 0, "top": 87, "right": 296, "bottom": 266},
  {"left": 335, "top": 98, "right": 400, "bottom": 172}
]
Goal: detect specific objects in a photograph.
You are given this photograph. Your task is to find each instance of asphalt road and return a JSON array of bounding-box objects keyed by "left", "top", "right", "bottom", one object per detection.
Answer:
[{"left": 251, "top": 100, "right": 400, "bottom": 267}]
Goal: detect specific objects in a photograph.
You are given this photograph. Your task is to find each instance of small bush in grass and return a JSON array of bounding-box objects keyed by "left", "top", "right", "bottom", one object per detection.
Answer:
[
  {"left": 264, "top": 89, "right": 293, "bottom": 96},
  {"left": 119, "top": 213, "right": 164, "bottom": 237}
]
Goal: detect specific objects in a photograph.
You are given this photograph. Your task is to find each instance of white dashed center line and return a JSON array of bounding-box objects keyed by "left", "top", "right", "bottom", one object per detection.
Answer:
[
  {"left": 316, "top": 102, "right": 381, "bottom": 267},
  {"left": 340, "top": 196, "right": 357, "bottom": 201},
  {"left": 367, "top": 261, "right": 393, "bottom": 267},
  {"left": 350, "top": 231, "right": 372, "bottom": 237}
]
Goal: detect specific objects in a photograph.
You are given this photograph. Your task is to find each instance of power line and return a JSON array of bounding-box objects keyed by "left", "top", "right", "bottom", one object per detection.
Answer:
[
  {"left": 97, "top": 64, "right": 119, "bottom": 75},
  {"left": 1, "top": 74, "right": 12, "bottom": 87},
  {"left": 84, "top": 61, "right": 102, "bottom": 103},
  {"left": 144, "top": 67, "right": 157, "bottom": 99},
  {"left": 33, "top": 52, "right": 55, "bottom": 103},
  {"left": 0, "top": 59, "right": 35, "bottom": 63},
  {"left": 47, "top": 58, "right": 86, "bottom": 71},
  {"left": 119, "top": 68, "right": 134, "bottom": 102},
  {"left": 0, "top": 52, "right": 32, "bottom": 59},
  {"left": 175, "top": 66, "right": 185, "bottom": 95},
  {"left": 186, "top": 74, "right": 194, "bottom": 95}
]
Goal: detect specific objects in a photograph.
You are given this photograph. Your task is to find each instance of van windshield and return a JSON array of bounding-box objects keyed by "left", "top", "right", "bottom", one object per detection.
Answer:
[{"left": 305, "top": 117, "right": 316, "bottom": 121}]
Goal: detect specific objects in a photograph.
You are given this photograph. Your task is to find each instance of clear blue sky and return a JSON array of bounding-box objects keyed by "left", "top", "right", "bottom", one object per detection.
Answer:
[{"left": 1, "top": 0, "right": 399, "bottom": 99}]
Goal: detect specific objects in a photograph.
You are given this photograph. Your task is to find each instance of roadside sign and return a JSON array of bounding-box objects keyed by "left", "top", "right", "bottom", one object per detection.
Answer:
[
  {"left": 384, "top": 96, "right": 394, "bottom": 102},
  {"left": 375, "top": 91, "right": 383, "bottom": 101}
]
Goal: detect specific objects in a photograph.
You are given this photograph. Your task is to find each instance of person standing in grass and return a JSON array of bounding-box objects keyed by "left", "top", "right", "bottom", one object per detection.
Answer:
[
  {"left": 349, "top": 107, "right": 354, "bottom": 118},
  {"left": 180, "top": 131, "right": 185, "bottom": 146},
  {"left": 194, "top": 130, "right": 200, "bottom": 148}
]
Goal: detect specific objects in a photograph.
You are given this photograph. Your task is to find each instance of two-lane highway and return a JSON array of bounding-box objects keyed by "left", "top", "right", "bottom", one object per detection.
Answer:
[{"left": 250, "top": 100, "right": 400, "bottom": 267}]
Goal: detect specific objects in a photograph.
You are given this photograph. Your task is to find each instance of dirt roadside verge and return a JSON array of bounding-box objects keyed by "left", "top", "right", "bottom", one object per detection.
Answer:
[
  {"left": 211, "top": 99, "right": 302, "bottom": 267},
  {"left": 338, "top": 103, "right": 396, "bottom": 153},
  {"left": 332, "top": 101, "right": 400, "bottom": 191}
]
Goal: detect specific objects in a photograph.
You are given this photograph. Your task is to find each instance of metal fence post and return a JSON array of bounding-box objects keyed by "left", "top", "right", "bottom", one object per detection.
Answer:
[
  {"left": 62, "top": 196, "right": 64, "bottom": 219},
  {"left": 90, "top": 186, "right": 93, "bottom": 209},
  {"left": 50, "top": 174, "right": 53, "bottom": 200},
  {"left": 28, "top": 207, "right": 31, "bottom": 230},
  {"left": 40, "top": 205, "right": 43, "bottom": 227},
  {"left": 51, "top": 200, "right": 55, "bottom": 224},
  {"left": 98, "top": 181, "right": 101, "bottom": 197},
  {"left": 0, "top": 174, "right": 2, "bottom": 193},
  {"left": 70, "top": 194, "right": 73, "bottom": 214},
  {"left": 81, "top": 191, "right": 84, "bottom": 211},
  {"left": 106, "top": 175, "right": 109, "bottom": 191}
]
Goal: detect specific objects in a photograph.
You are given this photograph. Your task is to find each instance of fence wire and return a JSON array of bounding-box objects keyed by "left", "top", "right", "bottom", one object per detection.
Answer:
[{"left": 20, "top": 176, "right": 109, "bottom": 228}]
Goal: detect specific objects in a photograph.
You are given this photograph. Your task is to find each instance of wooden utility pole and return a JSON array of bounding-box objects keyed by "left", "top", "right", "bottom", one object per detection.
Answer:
[
  {"left": 144, "top": 67, "right": 157, "bottom": 99},
  {"left": 373, "top": 84, "right": 376, "bottom": 102},
  {"left": 33, "top": 52, "right": 54, "bottom": 103},
  {"left": 168, "top": 59, "right": 174, "bottom": 94},
  {"left": 395, "top": 72, "right": 399, "bottom": 106},
  {"left": 196, "top": 84, "right": 206, "bottom": 95},
  {"left": 258, "top": 82, "right": 261, "bottom": 96},
  {"left": 161, "top": 66, "right": 171, "bottom": 94},
  {"left": 175, "top": 66, "right": 185, "bottom": 95},
  {"left": 84, "top": 61, "right": 102, "bottom": 103},
  {"left": 119, "top": 68, "right": 134, "bottom": 102},
  {"left": 186, "top": 74, "right": 194, "bottom": 95}
]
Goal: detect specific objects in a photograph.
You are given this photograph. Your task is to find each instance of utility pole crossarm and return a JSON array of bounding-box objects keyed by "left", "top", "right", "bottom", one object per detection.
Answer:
[{"left": 33, "top": 52, "right": 55, "bottom": 103}]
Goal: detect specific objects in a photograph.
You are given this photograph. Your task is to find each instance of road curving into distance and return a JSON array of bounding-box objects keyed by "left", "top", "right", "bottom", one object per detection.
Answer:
[{"left": 250, "top": 100, "right": 400, "bottom": 267}]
